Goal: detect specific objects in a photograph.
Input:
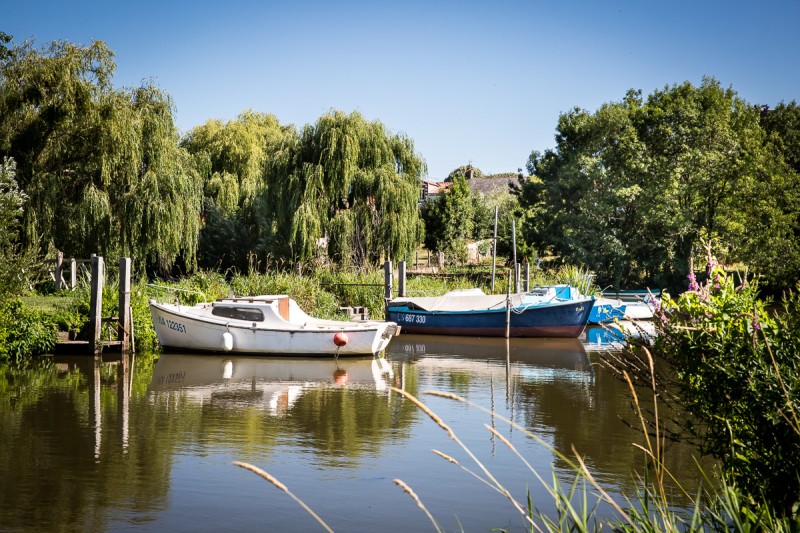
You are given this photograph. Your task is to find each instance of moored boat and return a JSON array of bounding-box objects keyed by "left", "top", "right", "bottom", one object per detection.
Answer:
[
  {"left": 588, "top": 297, "right": 627, "bottom": 324},
  {"left": 386, "top": 285, "right": 594, "bottom": 338},
  {"left": 149, "top": 295, "right": 399, "bottom": 356},
  {"left": 601, "top": 289, "right": 660, "bottom": 320}
]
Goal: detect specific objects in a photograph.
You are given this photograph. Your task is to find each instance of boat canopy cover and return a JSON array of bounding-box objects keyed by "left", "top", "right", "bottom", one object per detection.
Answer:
[{"left": 388, "top": 286, "right": 592, "bottom": 313}]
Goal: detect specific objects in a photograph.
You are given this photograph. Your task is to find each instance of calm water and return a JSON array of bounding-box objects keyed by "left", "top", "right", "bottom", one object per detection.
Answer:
[{"left": 0, "top": 326, "right": 704, "bottom": 532}]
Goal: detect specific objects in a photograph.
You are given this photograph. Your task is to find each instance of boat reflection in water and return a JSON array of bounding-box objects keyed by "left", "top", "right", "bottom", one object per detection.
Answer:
[
  {"left": 387, "top": 334, "right": 593, "bottom": 386},
  {"left": 150, "top": 354, "right": 394, "bottom": 413},
  {"left": 582, "top": 320, "right": 657, "bottom": 351}
]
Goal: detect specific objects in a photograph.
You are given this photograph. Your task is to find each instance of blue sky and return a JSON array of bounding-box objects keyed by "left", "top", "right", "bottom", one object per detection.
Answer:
[{"left": 6, "top": 0, "right": 799, "bottom": 181}]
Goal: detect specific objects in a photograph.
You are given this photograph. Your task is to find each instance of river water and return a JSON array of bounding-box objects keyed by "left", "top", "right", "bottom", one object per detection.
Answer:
[{"left": 0, "top": 326, "right": 706, "bottom": 532}]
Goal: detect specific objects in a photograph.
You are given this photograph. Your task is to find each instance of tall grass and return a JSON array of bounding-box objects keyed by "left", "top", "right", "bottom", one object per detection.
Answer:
[{"left": 235, "top": 345, "right": 797, "bottom": 531}]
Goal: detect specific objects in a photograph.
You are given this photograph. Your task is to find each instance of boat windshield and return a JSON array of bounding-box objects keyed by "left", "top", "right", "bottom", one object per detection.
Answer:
[{"left": 211, "top": 306, "right": 265, "bottom": 322}]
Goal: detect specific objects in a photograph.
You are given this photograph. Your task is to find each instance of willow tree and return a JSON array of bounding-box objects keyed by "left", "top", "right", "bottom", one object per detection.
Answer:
[
  {"left": 260, "top": 110, "right": 424, "bottom": 267},
  {"left": 181, "top": 111, "right": 296, "bottom": 270},
  {"left": 0, "top": 37, "right": 202, "bottom": 272}
]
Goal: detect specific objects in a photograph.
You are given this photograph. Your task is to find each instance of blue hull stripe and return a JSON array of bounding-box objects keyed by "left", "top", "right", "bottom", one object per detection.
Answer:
[{"left": 387, "top": 300, "right": 592, "bottom": 338}]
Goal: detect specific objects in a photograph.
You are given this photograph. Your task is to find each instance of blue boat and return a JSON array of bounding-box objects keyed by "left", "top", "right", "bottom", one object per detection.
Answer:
[
  {"left": 588, "top": 298, "right": 627, "bottom": 324},
  {"left": 386, "top": 286, "right": 594, "bottom": 338}
]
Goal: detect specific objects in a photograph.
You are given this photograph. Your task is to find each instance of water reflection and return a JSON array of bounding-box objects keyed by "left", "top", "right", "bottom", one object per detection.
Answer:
[
  {"left": 0, "top": 333, "right": 704, "bottom": 532},
  {"left": 150, "top": 354, "right": 395, "bottom": 414}
]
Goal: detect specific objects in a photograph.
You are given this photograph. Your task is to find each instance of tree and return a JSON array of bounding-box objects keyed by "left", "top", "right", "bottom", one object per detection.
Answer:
[
  {"left": 0, "top": 38, "right": 202, "bottom": 273},
  {"left": 518, "top": 78, "right": 769, "bottom": 290},
  {"left": 258, "top": 110, "right": 424, "bottom": 267},
  {"left": 420, "top": 173, "right": 474, "bottom": 262},
  {"left": 0, "top": 157, "right": 31, "bottom": 295},
  {"left": 736, "top": 101, "right": 800, "bottom": 289},
  {"left": 181, "top": 111, "right": 296, "bottom": 271}
]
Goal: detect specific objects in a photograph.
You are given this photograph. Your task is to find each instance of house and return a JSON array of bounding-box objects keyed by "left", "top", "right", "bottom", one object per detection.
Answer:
[{"left": 420, "top": 179, "right": 451, "bottom": 203}]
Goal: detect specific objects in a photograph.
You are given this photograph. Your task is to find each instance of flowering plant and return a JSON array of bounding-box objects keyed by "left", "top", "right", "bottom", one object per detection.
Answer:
[{"left": 651, "top": 252, "right": 800, "bottom": 514}]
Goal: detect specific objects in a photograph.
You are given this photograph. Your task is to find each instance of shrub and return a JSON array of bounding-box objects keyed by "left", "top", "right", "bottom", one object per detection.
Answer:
[
  {"left": 0, "top": 299, "right": 57, "bottom": 363},
  {"left": 625, "top": 258, "right": 800, "bottom": 514}
]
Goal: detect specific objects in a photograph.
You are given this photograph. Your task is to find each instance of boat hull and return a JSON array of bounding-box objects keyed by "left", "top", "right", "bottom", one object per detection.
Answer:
[
  {"left": 387, "top": 298, "right": 592, "bottom": 338},
  {"left": 150, "top": 301, "right": 397, "bottom": 356}
]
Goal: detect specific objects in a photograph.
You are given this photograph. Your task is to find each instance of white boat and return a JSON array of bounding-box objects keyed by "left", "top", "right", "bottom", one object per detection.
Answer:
[
  {"left": 149, "top": 295, "right": 400, "bottom": 356},
  {"left": 601, "top": 289, "right": 660, "bottom": 320}
]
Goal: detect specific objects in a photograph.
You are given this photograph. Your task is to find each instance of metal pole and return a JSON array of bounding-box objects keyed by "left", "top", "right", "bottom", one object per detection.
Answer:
[
  {"left": 505, "top": 270, "right": 511, "bottom": 338},
  {"left": 512, "top": 218, "right": 517, "bottom": 269},
  {"left": 491, "top": 206, "right": 498, "bottom": 291},
  {"left": 523, "top": 263, "right": 530, "bottom": 292}
]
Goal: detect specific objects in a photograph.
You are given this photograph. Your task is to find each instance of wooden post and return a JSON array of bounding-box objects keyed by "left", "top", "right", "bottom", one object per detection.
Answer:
[
  {"left": 415, "top": 251, "right": 418, "bottom": 270},
  {"left": 438, "top": 251, "right": 445, "bottom": 270},
  {"left": 70, "top": 257, "right": 77, "bottom": 290},
  {"left": 398, "top": 260, "right": 406, "bottom": 298},
  {"left": 384, "top": 260, "right": 393, "bottom": 301},
  {"left": 89, "top": 255, "right": 105, "bottom": 355},
  {"left": 491, "top": 206, "right": 498, "bottom": 292},
  {"left": 119, "top": 257, "right": 131, "bottom": 352},
  {"left": 55, "top": 252, "right": 64, "bottom": 290}
]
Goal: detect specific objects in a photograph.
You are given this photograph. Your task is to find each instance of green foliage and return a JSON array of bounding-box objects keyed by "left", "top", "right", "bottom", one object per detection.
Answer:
[
  {"left": 0, "top": 38, "right": 203, "bottom": 273},
  {"left": 648, "top": 262, "right": 800, "bottom": 514},
  {"left": 444, "top": 164, "right": 483, "bottom": 182},
  {"left": 518, "top": 78, "right": 797, "bottom": 291},
  {"left": 182, "top": 111, "right": 296, "bottom": 272},
  {"left": 0, "top": 156, "right": 35, "bottom": 295},
  {"left": 733, "top": 101, "right": 800, "bottom": 290},
  {"left": 0, "top": 299, "right": 57, "bottom": 363},
  {"left": 258, "top": 110, "right": 425, "bottom": 267},
  {"left": 421, "top": 173, "right": 474, "bottom": 263}
]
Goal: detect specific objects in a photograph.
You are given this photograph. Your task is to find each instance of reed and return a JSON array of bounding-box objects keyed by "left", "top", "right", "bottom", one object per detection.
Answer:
[
  {"left": 233, "top": 461, "right": 334, "bottom": 533},
  {"left": 392, "top": 478, "right": 444, "bottom": 533}
]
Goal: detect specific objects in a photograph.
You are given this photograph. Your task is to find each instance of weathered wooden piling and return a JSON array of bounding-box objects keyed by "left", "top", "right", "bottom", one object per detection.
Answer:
[
  {"left": 119, "top": 257, "right": 131, "bottom": 352},
  {"left": 89, "top": 256, "right": 105, "bottom": 355},
  {"left": 398, "top": 260, "right": 406, "bottom": 298},
  {"left": 55, "top": 255, "right": 133, "bottom": 355},
  {"left": 384, "top": 260, "right": 393, "bottom": 301}
]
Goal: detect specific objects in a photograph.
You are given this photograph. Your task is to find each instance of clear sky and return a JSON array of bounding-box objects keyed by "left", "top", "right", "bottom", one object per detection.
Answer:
[{"left": 5, "top": 0, "right": 799, "bottom": 181}]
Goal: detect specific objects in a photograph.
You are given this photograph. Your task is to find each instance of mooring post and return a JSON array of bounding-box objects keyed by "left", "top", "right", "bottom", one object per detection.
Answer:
[
  {"left": 119, "top": 257, "right": 132, "bottom": 352},
  {"left": 384, "top": 260, "right": 393, "bottom": 302},
  {"left": 89, "top": 255, "right": 105, "bottom": 355},
  {"left": 398, "top": 260, "right": 406, "bottom": 297}
]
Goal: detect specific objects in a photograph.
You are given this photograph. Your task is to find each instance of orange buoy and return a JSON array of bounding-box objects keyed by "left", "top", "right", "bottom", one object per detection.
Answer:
[{"left": 333, "top": 332, "right": 348, "bottom": 347}]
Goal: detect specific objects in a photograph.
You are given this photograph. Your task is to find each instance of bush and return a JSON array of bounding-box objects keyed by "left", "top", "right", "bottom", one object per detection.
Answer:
[
  {"left": 0, "top": 299, "right": 57, "bottom": 363},
  {"left": 640, "top": 259, "right": 800, "bottom": 514}
]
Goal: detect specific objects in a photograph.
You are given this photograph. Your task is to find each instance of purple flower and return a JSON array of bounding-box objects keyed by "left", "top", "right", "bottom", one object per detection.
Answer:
[
  {"left": 706, "top": 257, "right": 717, "bottom": 275},
  {"left": 687, "top": 271, "right": 700, "bottom": 291}
]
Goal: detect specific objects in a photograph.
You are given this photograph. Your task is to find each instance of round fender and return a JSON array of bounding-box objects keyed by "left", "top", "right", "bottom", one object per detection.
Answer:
[
  {"left": 333, "top": 332, "right": 348, "bottom": 347},
  {"left": 222, "top": 331, "right": 234, "bottom": 351}
]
